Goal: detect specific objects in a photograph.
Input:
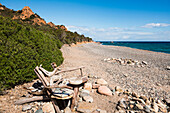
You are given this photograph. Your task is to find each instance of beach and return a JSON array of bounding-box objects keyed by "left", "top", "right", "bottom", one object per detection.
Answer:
[
  {"left": 61, "top": 42, "right": 170, "bottom": 111},
  {"left": 0, "top": 42, "right": 169, "bottom": 113}
]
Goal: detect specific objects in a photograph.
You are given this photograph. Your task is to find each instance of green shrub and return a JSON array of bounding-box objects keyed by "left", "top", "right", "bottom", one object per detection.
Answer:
[{"left": 0, "top": 16, "right": 64, "bottom": 90}]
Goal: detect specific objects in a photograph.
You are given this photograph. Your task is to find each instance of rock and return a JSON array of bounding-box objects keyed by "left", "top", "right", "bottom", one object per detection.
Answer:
[
  {"left": 142, "top": 61, "right": 147, "bottom": 65},
  {"left": 69, "top": 77, "right": 83, "bottom": 85},
  {"left": 123, "top": 74, "right": 128, "bottom": 77},
  {"left": 135, "top": 103, "right": 143, "bottom": 110},
  {"left": 129, "top": 104, "right": 134, "bottom": 109},
  {"left": 140, "top": 95, "right": 148, "bottom": 101},
  {"left": 166, "top": 66, "right": 170, "bottom": 70},
  {"left": 84, "top": 83, "right": 92, "bottom": 91},
  {"left": 64, "top": 107, "right": 71, "bottom": 113},
  {"left": 98, "top": 86, "right": 112, "bottom": 96},
  {"left": 144, "top": 105, "right": 150, "bottom": 113},
  {"left": 83, "top": 96, "right": 93, "bottom": 103},
  {"left": 165, "top": 98, "right": 170, "bottom": 105},
  {"left": 132, "top": 92, "right": 139, "bottom": 98},
  {"left": 119, "top": 98, "right": 127, "bottom": 109},
  {"left": 100, "top": 110, "right": 107, "bottom": 113},
  {"left": 115, "top": 86, "right": 123, "bottom": 92},
  {"left": 77, "top": 102, "right": 97, "bottom": 113},
  {"left": 92, "top": 84, "right": 100, "bottom": 89},
  {"left": 97, "top": 78, "right": 108, "bottom": 85},
  {"left": 35, "top": 108, "right": 43, "bottom": 113},
  {"left": 42, "top": 102, "right": 55, "bottom": 113},
  {"left": 80, "top": 89, "right": 90, "bottom": 97},
  {"left": 22, "top": 105, "right": 32, "bottom": 111},
  {"left": 153, "top": 102, "right": 158, "bottom": 112}
]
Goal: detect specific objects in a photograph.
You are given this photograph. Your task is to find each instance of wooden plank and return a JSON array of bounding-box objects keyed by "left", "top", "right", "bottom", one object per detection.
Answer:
[
  {"left": 70, "top": 87, "right": 79, "bottom": 111},
  {"left": 14, "top": 96, "right": 50, "bottom": 105},
  {"left": 55, "top": 66, "right": 85, "bottom": 75}
]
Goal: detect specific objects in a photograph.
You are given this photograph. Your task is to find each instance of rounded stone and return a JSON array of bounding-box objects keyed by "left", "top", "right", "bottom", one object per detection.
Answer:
[
  {"left": 97, "top": 78, "right": 108, "bottom": 85},
  {"left": 98, "top": 86, "right": 112, "bottom": 96}
]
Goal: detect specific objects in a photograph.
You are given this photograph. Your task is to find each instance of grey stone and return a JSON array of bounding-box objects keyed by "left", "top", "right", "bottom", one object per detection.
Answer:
[
  {"left": 83, "top": 96, "right": 93, "bottom": 103},
  {"left": 35, "top": 108, "right": 43, "bottom": 113}
]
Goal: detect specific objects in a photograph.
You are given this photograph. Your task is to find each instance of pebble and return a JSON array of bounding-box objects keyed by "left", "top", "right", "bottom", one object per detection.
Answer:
[
  {"left": 84, "top": 83, "right": 92, "bottom": 91},
  {"left": 153, "top": 102, "right": 158, "bottom": 112},
  {"left": 92, "top": 84, "right": 100, "bottom": 89},
  {"left": 166, "top": 66, "right": 170, "bottom": 70},
  {"left": 64, "top": 107, "right": 72, "bottom": 113},
  {"left": 80, "top": 89, "right": 90, "bottom": 97},
  {"left": 42, "top": 102, "right": 55, "bottom": 113},
  {"left": 115, "top": 86, "right": 123, "bottom": 92},
  {"left": 83, "top": 96, "right": 93, "bottom": 103},
  {"left": 97, "top": 78, "right": 108, "bottom": 85},
  {"left": 142, "top": 61, "right": 147, "bottom": 65},
  {"left": 35, "top": 108, "right": 43, "bottom": 113},
  {"left": 132, "top": 92, "right": 139, "bottom": 98},
  {"left": 100, "top": 110, "right": 107, "bottom": 113},
  {"left": 135, "top": 103, "right": 143, "bottom": 110},
  {"left": 22, "top": 105, "right": 32, "bottom": 111},
  {"left": 119, "top": 98, "right": 127, "bottom": 109},
  {"left": 98, "top": 86, "right": 112, "bottom": 96},
  {"left": 144, "top": 105, "right": 151, "bottom": 113}
]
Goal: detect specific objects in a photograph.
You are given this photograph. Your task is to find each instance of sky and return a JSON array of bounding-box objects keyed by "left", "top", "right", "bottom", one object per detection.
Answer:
[{"left": 1, "top": 0, "right": 170, "bottom": 41}]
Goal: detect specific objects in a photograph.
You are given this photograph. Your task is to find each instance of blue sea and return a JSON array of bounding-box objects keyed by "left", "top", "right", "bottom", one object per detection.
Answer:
[{"left": 98, "top": 41, "right": 170, "bottom": 54}]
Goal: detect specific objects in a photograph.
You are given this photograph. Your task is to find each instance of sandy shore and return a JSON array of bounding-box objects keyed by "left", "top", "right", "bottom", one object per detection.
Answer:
[{"left": 61, "top": 42, "right": 170, "bottom": 111}]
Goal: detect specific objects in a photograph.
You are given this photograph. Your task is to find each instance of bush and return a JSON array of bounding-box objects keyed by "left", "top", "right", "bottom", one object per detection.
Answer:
[{"left": 0, "top": 16, "right": 64, "bottom": 90}]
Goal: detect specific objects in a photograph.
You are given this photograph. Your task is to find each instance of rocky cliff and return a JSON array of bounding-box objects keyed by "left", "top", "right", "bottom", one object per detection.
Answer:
[{"left": 0, "top": 4, "right": 67, "bottom": 30}]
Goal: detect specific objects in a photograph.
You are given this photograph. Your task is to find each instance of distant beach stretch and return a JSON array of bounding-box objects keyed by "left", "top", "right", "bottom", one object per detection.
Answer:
[{"left": 61, "top": 42, "right": 170, "bottom": 112}]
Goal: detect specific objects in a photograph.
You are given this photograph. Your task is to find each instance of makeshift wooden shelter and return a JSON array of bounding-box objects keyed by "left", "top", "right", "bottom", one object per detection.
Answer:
[{"left": 15, "top": 63, "right": 88, "bottom": 113}]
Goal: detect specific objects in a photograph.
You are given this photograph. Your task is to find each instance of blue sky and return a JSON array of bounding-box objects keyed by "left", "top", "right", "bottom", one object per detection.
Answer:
[{"left": 1, "top": 0, "right": 170, "bottom": 41}]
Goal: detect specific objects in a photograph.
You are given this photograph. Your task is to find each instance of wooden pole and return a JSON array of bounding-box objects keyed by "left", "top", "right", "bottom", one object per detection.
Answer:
[{"left": 70, "top": 86, "right": 79, "bottom": 111}]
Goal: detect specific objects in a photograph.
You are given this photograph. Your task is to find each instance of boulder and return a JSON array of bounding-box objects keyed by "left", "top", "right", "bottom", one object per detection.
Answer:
[
  {"left": 98, "top": 86, "right": 112, "bottom": 96},
  {"left": 115, "top": 86, "right": 123, "bottom": 92}
]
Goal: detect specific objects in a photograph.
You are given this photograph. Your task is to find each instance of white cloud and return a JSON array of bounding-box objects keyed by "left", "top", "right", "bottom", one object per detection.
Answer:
[
  {"left": 66, "top": 25, "right": 170, "bottom": 41},
  {"left": 142, "top": 23, "right": 170, "bottom": 28}
]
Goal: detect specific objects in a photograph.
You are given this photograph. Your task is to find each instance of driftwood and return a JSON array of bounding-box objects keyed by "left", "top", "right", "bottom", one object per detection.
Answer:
[
  {"left": 71, "top": 86, "right": 79, "bottom": 111},
  {"left": 55, "top": 66, "right": 85, "bottom": 75},
  {"left": 15, "top": 96, "right": 50, "bottom": 105},
  {"left": 34, "top": 67, "right": 61, "bottom": 113}
]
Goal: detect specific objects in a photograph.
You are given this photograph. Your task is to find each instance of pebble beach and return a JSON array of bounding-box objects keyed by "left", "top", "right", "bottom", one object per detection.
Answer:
[{"left": 0, "top": 42, "right": 170, "bottom": 113}]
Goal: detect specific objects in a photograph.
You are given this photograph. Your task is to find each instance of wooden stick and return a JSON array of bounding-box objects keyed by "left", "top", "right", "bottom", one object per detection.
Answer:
[
  {"left": 80, "top": 68, "right": 83, "bottom": 77},
  {"left": 71, "top": 86, "right": 79, "bottom": 111},
  {"left": 45, "top": 85, "right": 73, "bottom": 89},
  {"left": 55, "top": 66, "right": 85, "bottom": 75},
  {"left": 14, "top": 96, "right": 50, "bottom": 105}
]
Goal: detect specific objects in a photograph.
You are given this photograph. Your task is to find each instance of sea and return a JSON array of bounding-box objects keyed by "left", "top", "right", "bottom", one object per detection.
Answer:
[{"left": 98, "top": 41, "right": 170, "bottom": 54}]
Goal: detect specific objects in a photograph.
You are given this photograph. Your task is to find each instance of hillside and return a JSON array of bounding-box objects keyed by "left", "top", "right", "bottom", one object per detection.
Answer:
[
  {"left": 0, "top": 3, "right": 92, "bottom": 91},
  {"left": 0, "top": 3, "right": 92, "bottom": 44}
]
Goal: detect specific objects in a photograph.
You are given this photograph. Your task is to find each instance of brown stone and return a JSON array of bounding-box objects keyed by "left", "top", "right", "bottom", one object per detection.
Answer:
[
  {"left": 97, "top": 78, "right": 108, "bottom": 85},
  {"left": 98, "top": 86, "right": 112, "bottom": 96},
  {"left": 42, "top": 102, "right": 55, "bottom": 113},
  {"left": 84, "top": 83, "right": 92, "bottom": 91}
]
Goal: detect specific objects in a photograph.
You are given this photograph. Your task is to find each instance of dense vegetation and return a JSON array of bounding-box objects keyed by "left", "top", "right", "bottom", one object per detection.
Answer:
[
  {"left": 0, "top": 5, "right": 92, "bottom": 92},
  {"left": 0, "top": 16, "right": 63, "bottom": 91}
]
